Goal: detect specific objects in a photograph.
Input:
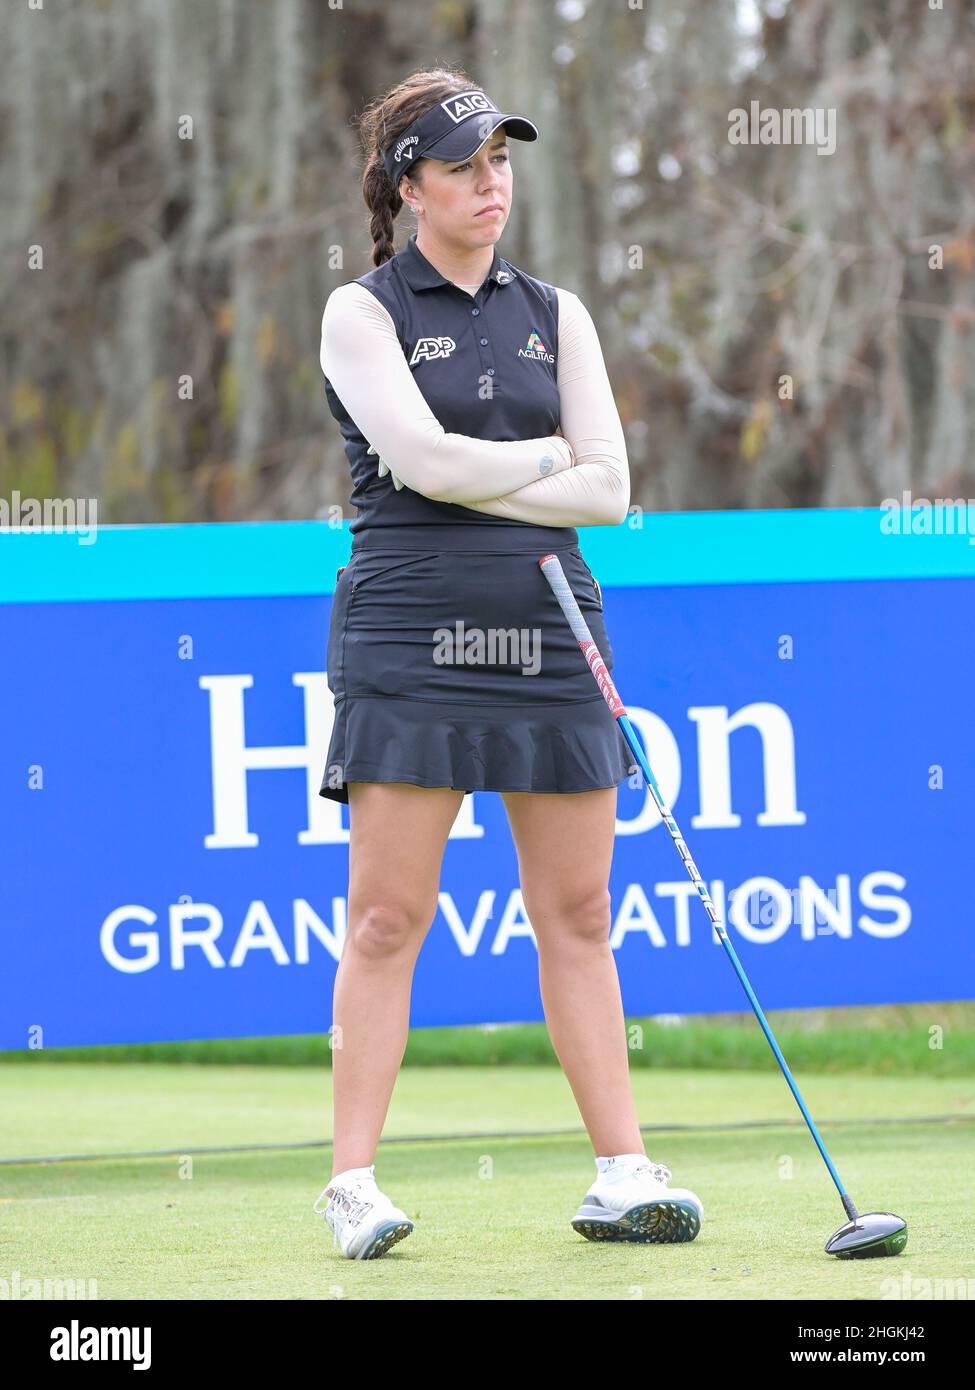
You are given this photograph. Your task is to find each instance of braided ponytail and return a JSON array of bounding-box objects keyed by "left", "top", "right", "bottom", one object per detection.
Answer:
[
  {"left": 362, "top": 151, "right": 405, "bottom": 270},
  {"left": 357, "top": 66, "right": 481, "bottom": 268}
]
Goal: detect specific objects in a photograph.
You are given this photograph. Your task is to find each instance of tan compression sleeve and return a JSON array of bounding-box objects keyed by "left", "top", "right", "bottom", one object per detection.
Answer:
[
  {"left": 321, "top": 282, "right": 574, "bottom": 505},
  {"left": 462, "top": 288, "right": 630, "bottom": 527}
]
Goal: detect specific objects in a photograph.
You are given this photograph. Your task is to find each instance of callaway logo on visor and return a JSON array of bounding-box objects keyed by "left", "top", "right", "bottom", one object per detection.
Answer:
[{"left": 391, "top": 135, "right": 420, "bottom": 166}]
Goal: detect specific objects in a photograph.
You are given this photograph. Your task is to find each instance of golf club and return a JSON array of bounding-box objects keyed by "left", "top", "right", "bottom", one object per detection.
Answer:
[{"left": 539, "top": 551, "right": 908, "bottom": 1260}]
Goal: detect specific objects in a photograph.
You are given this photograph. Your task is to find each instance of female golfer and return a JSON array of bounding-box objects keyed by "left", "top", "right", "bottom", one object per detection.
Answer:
[{"left": 312, "top": 68, "right": 703, "bottom": 1259}]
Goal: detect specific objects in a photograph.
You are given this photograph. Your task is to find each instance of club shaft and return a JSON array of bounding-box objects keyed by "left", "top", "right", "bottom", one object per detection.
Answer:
[
  {"left": 616, "top": 710, "right": 850, "bottom": 1206},
  {"left": 538, "top": 553, "right": 854, "bottom": 1215}
]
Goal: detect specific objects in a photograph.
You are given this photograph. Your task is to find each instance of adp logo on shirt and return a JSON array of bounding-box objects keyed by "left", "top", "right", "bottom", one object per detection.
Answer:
[{"left": 410, "top": 336, "right": 456, "bottom": 365}]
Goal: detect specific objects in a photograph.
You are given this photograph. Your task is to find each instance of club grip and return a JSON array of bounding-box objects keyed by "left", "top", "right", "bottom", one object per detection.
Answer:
[{"left": 538, "top": 553, "right": 627, "bottom": 718}]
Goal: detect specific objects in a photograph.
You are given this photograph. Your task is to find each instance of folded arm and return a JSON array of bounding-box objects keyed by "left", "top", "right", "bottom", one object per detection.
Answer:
[
  {"left": 321, "top": 283, "right": 573, "bottom": 504},
  {"left": 462, "top": 289, "right": 631, "bottom": 527}
]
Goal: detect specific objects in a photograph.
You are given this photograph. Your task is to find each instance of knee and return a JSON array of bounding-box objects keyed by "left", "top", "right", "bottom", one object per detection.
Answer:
[
  {"left": 525, "top": 887, "right": 612, "bottom": 948},
  {"left": 348, "top": 900, "right": 431, "bottom": 959}
]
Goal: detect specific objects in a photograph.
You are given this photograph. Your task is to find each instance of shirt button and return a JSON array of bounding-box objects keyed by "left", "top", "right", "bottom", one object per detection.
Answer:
[
  {"left": 471, "top": 308, "right": 480, "bottom": 316},
  {"left": 487, "top": 367, "right": 495, "bottom": 375},
  {"left": 479, "top": 337, "right": 488, "bottom": 345}
]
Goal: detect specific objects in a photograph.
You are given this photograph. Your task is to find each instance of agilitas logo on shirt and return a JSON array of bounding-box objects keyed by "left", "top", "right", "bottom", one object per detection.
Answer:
[
  {"left": 409, "top": 336, "right": 457, "bottom": 365},
  {"left": 518, "top": 330, "right": 555, "bottom": 363}
]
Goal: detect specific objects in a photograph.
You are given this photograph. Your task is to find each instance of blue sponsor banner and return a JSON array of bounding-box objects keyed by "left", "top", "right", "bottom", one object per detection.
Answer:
[{"left": 1, "top": 508, "right": 973, "bottom": 1048}]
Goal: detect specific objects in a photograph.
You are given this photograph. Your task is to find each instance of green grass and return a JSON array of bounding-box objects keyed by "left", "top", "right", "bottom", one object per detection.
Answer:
[
  {"left": 1, "top": 1064, "right": 972, "bottom": 1298},
  {"left": 5, "top": 1003, "right": 975, "bottom": 1075}
]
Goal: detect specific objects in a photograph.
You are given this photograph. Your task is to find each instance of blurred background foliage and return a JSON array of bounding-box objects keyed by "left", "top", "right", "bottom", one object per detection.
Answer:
[{"left": 1, "top": 0, "right": 973, "bottom": 524}]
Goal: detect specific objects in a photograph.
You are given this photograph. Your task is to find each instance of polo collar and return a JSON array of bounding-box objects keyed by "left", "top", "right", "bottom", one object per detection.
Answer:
[{"left": 398, "top": 231, "right": 518, "bottom": 292}]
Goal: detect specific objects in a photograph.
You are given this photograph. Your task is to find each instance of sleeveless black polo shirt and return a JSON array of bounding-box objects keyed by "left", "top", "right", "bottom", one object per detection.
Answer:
[{"left": 323, "top": 231, "right": 577, "bottom": 547}]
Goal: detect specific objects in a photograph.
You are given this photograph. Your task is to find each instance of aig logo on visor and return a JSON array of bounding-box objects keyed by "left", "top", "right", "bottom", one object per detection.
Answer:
[
  {"left": 409, "top": 336, "right": 457, "bottom": 365},
  {"left": 440, "top": 91, "right": 499, "bottom": 123}
]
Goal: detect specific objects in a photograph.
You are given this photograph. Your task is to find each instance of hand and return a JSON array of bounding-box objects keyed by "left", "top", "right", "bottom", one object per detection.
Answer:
[{"left": 366, "top": 443, "right": 405, "bottom": 491}]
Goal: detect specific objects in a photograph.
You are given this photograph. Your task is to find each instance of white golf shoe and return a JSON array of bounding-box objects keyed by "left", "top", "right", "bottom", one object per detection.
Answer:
[
  {"left": 571, "top": 1154, "right": 703, "bottom": 1244},
  {"left": 312, "top": 1165, "right": 414, "bottom": 1260}
]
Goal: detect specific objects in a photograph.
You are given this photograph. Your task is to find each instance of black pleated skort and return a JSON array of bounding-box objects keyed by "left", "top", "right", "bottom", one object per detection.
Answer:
[{"left": 319, "top": 533, "right": 635, "bottom": 804}]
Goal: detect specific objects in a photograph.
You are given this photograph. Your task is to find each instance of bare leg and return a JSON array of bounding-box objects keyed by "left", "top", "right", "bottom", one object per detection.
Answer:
[
  {"left": 501, "top": 787, "right": 644, "bottom": 1158},
  {"left": 329, "top": 781, "right": 466, "bottom": 1178}
]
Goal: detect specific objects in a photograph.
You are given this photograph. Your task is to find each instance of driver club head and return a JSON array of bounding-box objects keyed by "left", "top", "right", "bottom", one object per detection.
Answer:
[{"left": 825, "top": 1212, "right": 908, "bottom": 1259}]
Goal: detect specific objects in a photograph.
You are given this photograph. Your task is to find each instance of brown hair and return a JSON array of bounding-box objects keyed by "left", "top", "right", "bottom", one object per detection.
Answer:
[{"left": 358, "top": 67, "right": 482, "bottom": 268}]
